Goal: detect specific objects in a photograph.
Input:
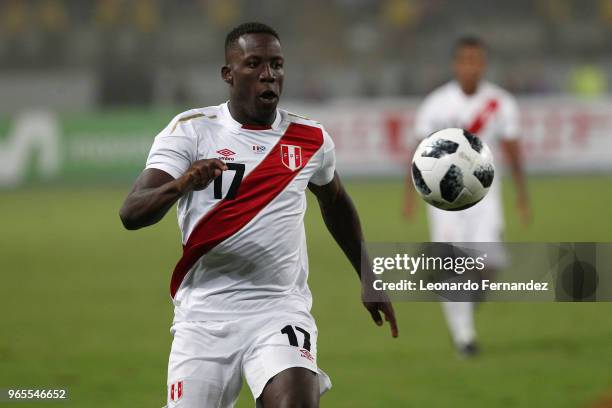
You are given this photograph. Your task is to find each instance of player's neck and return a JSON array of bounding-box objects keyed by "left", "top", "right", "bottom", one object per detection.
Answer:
[
  {"left": 227, "top": 101, "right": 276, "bottom": 127},
  {"left": 459, "top": 82, "right": 479, "bottom": 96}
]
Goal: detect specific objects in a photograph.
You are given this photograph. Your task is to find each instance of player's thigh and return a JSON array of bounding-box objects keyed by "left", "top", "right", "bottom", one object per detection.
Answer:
[
  {"left": 468, "top": 188, "right": 504, "bottom": 240},
  {"left": 428, "top": 189, "right": 502, "bottom": 242},
  {"left": 242, "top": 310, "right": 331, "bottom": 403},
  {"left": 427, "top": 206, "right": 467, "bottom": 242},
  {"left": 167, "top": 321, "right": 243, "bottom": 408},
  {"left": 257, "top": 367, "right": 319, "bottom": 408}
]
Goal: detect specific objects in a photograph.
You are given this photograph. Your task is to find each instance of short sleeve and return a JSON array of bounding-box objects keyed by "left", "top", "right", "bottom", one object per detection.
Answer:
[
  {"left": 145, "top": 118, "right": 197, "bottom": 179},
  {"left": 414, "top": 96, "right": 438, "bottom": 141},
  {"left": 309, "top": 129, "right": 336, "bottom": 186},
  {"left": 499, "top": 95, "right": 520, "bottom": 140}
]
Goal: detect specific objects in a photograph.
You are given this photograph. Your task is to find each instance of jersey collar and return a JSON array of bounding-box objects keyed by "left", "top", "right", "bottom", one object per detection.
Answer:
[
  {"left": 221, "top": 102, "right": 282, "bottom": 132},
  {"left": 452, "top": 80, "right": 489, "bottom": 98}
]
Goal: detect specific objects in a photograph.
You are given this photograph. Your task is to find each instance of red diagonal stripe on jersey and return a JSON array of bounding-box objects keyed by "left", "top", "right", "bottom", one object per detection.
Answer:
[
  {"left": 466, "top": 99, "right": 499, "bottom": 134},
  {"left": 169, "top": 123, "right": 324, "bottom": 297}
]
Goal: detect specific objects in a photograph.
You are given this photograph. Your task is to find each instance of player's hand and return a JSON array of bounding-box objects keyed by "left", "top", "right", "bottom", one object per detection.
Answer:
[
  {"left": 362, "top": 290, "right": 399, "bottom": 338},
  {"left": 178, "top": 159, "right": 228, "bottom": 194}
]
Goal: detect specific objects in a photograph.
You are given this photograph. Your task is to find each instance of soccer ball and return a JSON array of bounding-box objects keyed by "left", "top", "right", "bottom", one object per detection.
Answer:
[{"left": 412, "top": 128, "right": 494, "bottom": 211}]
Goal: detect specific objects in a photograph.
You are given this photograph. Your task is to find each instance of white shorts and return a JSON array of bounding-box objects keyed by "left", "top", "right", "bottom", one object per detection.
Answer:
[
  {"left": 427, "top": 182, "right": 507, "bottom": 268},
  {"left": 428, "top": 184, "right": 503, "bottom": 242},
  {"left": 165, "top": 309, "right": 332, "bottom": 407}
]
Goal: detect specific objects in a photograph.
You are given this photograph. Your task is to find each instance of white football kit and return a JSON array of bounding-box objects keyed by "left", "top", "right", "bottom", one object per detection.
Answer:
[
  {"left": 145, "top": 102, "right": 335, "bottom": 407},
  {"left": 414, "top": 80, "right": 520, "bottom": 247}
]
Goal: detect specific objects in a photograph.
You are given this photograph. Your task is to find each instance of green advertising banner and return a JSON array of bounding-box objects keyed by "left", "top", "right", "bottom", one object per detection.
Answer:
[
  {"left": 0, "top": 109, "right": 174, "bottom": 187},
  {"left": 2, "top": 99, "right": 611, "bottom": 188}
]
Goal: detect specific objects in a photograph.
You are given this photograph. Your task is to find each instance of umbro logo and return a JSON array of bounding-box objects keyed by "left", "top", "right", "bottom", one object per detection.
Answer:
[
  {"left": 216, "top": 148, "right": 235, "bottom": 157},
  {"left": 216, "top": 148, "right": 236, "bottom": 161}
]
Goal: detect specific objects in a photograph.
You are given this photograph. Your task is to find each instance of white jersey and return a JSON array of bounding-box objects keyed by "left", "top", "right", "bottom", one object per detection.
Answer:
[
  {"left": 145, "top": 102, "right": 335, "bottom": 322},
  {"left": 414, "top": 80, "right": 520, "bottom": 243}
]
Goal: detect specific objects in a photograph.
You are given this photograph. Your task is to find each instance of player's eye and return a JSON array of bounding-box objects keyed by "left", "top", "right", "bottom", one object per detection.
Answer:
[{"left": 246, "top": 60, "right": 258, "bottom": 68}]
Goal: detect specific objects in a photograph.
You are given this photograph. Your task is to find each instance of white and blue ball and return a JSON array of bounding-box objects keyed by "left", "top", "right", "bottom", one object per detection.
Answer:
[{"left": 412, "top": 128, "right": 495, "bottom": 211}]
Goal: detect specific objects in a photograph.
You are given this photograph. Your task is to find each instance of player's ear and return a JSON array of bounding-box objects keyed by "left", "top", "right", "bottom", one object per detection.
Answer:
[{"left": 221, "top": 65, "right": 233, "bottom": 85}]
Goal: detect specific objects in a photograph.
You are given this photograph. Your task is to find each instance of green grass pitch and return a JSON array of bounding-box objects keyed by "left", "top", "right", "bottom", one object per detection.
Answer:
[{"left": 1, "top": 176, "right": 611, "bottom": 407}]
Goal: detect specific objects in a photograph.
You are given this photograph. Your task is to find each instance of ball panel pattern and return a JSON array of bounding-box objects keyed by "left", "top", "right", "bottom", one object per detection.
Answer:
[
  {"left": 412, "top": 163, "right": 431, "bottom": 195},
  {"left": 439, "top": 164, "right": 464, "bottom": 202},
  {"left": 446, "top": 196, "right": 484, "bottom": 211},
  {"left": 463, "top": 129, "right": 482, "bottom": 153},
  {"left": 421, "top": 139, "right": 459, "bottom": 158},
  {"left": 473, "top": 163, "right": 494, "bottom": 188}
]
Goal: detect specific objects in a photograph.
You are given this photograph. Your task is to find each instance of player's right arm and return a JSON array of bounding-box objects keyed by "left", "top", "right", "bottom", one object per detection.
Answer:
[
  {"left": 119, "top": 112, "right": 227, "bottom": 230},
  {"left": 119, "top": 160, "right": 227, "bottom": 230},
  {"left": 404, "top": 96, "right": 437, "bottom": 220}
]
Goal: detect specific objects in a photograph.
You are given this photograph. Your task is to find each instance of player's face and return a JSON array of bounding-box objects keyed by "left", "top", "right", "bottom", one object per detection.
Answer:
[
  {"left": 453, "top": 45, "right": 486, "bottom": 91},
  {"left": 223, "top": 33, "right": 284, "bottom": 121}
]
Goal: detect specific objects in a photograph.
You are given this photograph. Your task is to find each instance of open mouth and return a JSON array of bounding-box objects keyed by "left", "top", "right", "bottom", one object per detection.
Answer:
[{"left": 258, "top": 90, "right": 278, "bottom": 102}]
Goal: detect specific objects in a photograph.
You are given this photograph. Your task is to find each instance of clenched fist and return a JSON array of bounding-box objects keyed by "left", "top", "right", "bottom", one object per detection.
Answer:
[{"left": 177, "top": 159, "right": 228, "bottom": 194}]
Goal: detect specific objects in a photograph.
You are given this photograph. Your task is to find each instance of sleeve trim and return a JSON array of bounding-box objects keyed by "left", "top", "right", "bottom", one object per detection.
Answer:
[{"left": 171, "top": 113, "right": 206, "bottom": 133}]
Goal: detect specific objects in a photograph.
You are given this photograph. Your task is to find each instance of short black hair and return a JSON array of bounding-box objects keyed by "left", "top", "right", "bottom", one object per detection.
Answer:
[
  {"left": 225, "top": 22, "right": 280, "bottom": 54},
  {"left": 453, "top": 35, "right": 487, "bottom": 55}
]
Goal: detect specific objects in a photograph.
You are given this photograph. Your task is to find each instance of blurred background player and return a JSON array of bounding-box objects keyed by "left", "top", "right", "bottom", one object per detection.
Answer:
[{"left": 404, "top": 36, "right": 531, "bottom": 356}]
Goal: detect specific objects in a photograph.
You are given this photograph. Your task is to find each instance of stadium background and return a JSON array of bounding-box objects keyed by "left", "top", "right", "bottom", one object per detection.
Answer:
[{"left": 1, "top": 1, "right": 611, "bottom": 407}]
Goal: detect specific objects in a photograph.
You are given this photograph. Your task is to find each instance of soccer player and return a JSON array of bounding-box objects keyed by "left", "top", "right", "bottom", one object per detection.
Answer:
[
  {"left": 404, "top": 36, "right": 530, "bottom": 356},
  {"left": 119, "top": 22, "right": 398, "bottom": 408}
]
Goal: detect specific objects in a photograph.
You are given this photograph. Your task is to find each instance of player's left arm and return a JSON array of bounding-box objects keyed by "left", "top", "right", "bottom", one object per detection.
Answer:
[
  {"left": 500, "top": 139, "right": 530, "bottom": 224},
  {"left": 308, "top": 174, "right": 398, "bottom": 338},
  {"left": 500, "top": 96, "right": 531, "bottom": 225}
]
